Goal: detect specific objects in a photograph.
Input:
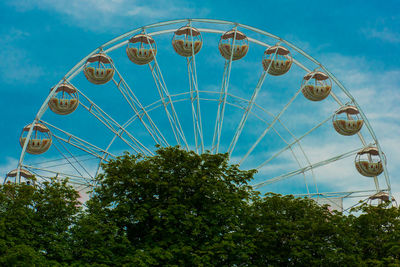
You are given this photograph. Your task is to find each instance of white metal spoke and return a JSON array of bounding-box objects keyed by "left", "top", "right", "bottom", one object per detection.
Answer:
[
  {"left": 278, "top": 120, "right": 320, "bottom": 195},
  {"left": 187, "top": 21, "right": 204, "bottom": 154},
  {"left": 144, "top": 29, "right": 189, "bottom": 150},
  {"left": 111, "top": 62, "right": 169, "bottom": 147},
  {"left": 148, "top": 63, "right": 186, "bottom": 148},
  {"left": 253, "top": 147, "right": 361, "bottom": 189},
  {"left": 187, "top": 56, "right": 204, "bottom": 153},
  {"left": 42, "top": 121, "right": 116, "bottom": 160},
  {"left": 288, "top": 146, "right": 311, "bottom": 196},
  {"left": 294, "top": 189, "right": 389, "bottom": 199},
  {"left": 212, "top": 61, "right": 228, "bottom": 153},
  {"left": 187, "top": 59, "right": 199, "bottom": 153},
  {"left": 51, "top": 141, "right": 88, "bottom": 182},
  {"left": 52, "top": 130, "right": 108, "bottom": 186},
  {"left": 228, "top": 71, "right": 267, "bottom": 155},
  {"left": 38, "top": 155, "right": 98, "bottom": 169},
  {"left": 77, "top": 89, "right": 152, "bottom": 155},
  {"left": 256, "top": 114, "right": 334, "bottom": 169},
  {"left": 23, "top": 164, "right": 93, "bottom": 186},
  {"left": 20, "top": 169, "right": 52, "bottom": 184},
  {"left": 145, "top": 36, "right": 189, "bottom": 150},
  {"left": 222, "top": 95, "right": 312, "bottom": 196},
  {"left": 222, "top": 91, "right": 314, "bottom": 196},
  {"left": 239, "top": 78, "right": 313, "bottom": 165},
  {"left": 93, "top": 92, "right": 196, "bottom": 181},
  {"left": 55, "top": 137, "right": 94, "bottom": 179},
  {"left": 49, "top": 136, "right": 109, "bottom": 164},
  {"left": 212, "top": 28, "right": 238, "bottom": 153},
  {"left": 227, "top": 50, "right": 279, "bottom": 156}
]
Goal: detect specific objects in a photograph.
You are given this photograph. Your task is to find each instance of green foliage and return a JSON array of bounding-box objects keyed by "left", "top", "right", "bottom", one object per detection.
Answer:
[
  {"left": 73, "top": 147, "right": 257, "bottom": 266},
  {"left": 351, "top": 203, "right": 400, "bottom": 266},
  {"left": 246, "top": 193, "right": 362, "bottom": 266},
  {"left": 1, "top": 147, "right": 400, "bottom": 266},
  {"left": 0, "top": 179, "right": 80, "bottom": 265}
]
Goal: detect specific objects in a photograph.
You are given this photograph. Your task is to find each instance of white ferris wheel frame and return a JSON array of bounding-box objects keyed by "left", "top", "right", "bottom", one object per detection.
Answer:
[{"left": 13, "top": 18, "right": 391, "bottom": 202}]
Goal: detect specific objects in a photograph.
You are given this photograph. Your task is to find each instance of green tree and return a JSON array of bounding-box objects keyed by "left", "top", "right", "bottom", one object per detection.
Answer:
[
  {"left": 0, "top": 179, "right": 80, "bottom": 265},
  {"left": 72, "top": 146, "right": 256, "bottom": 266},
  {"left": 245, "top": 193, "right": 362, "bottom": 266},
  {"left": 2, "top": 147, "right": 400, "bottom": 266},
  {"left": 351, "top": 203, "right": 400, "bottom": 266}
]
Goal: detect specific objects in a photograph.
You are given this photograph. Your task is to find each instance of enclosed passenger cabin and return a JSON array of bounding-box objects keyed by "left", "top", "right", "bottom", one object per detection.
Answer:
[
  {"left": 355, "top": 147, "right": 384, "bottom": 177},
  {"left": 19, "top": 123, "right": 52, "bottom": 155},
  {"left": 301, "top": 71, "right": 332, "bottom": 101},
  {"left": 172, "top": 26, "right": 202, "bottom": 57},
  {"left": 83, "top": 53, "right": 114, "bottom": 85},
  {"left": 369, "top": 191, "right": 390, "bottom": 202},
  {"left": 48, "top": 83, "right": 79, "bottom": 115},
  {"left": 126, "top": 34, "right": 157, "bottom": 65},
  {"left": 5, "top": 168, "right": 34, "bottom": 184},
  {"left": 262, "top": 45, "right": 292, "bottom": 76},
  {"left": 332, "top": 105, "right": 364, "bottom": 136},
  {"left": 218, "top": 29, "right": 249, "bottom": 61},
  {"left": 368, "top": 191, "right": 397, "bottom": 207}
]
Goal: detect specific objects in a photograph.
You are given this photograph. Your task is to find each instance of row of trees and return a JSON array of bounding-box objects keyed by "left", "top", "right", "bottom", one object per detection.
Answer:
[{"left": 1, "top": 147, "right": 399, "bottom": 266}]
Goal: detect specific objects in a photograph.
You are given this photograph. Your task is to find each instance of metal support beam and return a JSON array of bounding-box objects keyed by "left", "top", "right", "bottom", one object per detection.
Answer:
[
  {"left": 111, "top": 62, "right": 169, "bottom": 147},
  {"left": 212, "top": 28, "right": 238, "bottom": 153},
  {"left": 253, "top": 147, "right": 361, "bottom": 189}
]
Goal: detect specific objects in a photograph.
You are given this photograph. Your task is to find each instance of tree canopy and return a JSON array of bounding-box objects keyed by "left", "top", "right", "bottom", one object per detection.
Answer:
[{"left": 1, "top": 147, "right": 399, "bottom": 266}]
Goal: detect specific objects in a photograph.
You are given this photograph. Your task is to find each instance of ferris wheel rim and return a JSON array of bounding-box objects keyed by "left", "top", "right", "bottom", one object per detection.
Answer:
[{"left": 13, "top": 18, "right": 391, "bottom": 202}]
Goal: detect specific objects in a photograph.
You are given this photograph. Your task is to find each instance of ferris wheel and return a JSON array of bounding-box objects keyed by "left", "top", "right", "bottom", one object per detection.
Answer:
[{"left": 4, "top": 19, "right": 393, "bottom": 211}]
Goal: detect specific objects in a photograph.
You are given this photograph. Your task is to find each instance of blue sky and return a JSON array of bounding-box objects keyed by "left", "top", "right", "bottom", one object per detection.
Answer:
[{"left": 1, "top": 0, "right": 399, "bottom": 206}]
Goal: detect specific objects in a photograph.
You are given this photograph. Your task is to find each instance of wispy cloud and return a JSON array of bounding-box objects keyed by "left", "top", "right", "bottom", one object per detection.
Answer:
[
  {"left": 0, "top": 28, "right": 44, "bottom": 85},
  {"left": 8, "top": 0, "right": 210, "bottom": 33},
  {"left": 363, "top": 27, "right": 400, "bottom": 44},
  {"left": 0, "top": 157, "right": 19, "bottom": 179}
]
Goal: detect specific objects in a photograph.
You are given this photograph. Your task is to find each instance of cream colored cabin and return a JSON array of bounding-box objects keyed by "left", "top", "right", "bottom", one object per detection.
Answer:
[
  {"left": 48, "top": 83, "right": 79, "bottom": 115},
  {"left": 19, "top": 123, "right": 52, "bottom": 155},
  {"left": 262, "top": 45, "right": 292, "bottom": 76},
  {"left": 332, "top": 105, "right": 363, "bottom": 136},
  {"left": 83, "top": 53, "right": 114, "bottom": 85},
  {"left": 172, "top": 26, "right": 203, "bottom": 57},
  {"left": 301, "top": 71, "right": 332, "bottom": 101},
  {"left": 218, "top": 30, "right": 249, "bottom": 61},
  {"left": 126, "top": 34, "right": 157, "bottom": 65},
  {"left": 355, "top": 147, "right": 384, "bottom": 177}
]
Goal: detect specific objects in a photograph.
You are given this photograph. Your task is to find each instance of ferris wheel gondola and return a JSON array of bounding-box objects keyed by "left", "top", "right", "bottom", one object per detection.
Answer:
[
  {"left": 126, "top": 33, "right": 157, "bottom": 65},
  {"left": 262, "top": 45, "right": 293, "bottom": 76},
  {"left": 218, "top": 29, "right": 249, "bottom": 60},
  {"left": 172, "top": 25, "right": 203, "bottom": 57},
  {"left": 83, "top": 53, "right": 114, "bottom": 85}
]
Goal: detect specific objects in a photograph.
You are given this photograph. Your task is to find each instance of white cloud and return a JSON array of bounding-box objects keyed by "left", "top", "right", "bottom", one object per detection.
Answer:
[
  {"left": 0, "top": 28, "right": 44, "bottom": 84},
  {"left": 363, "top": 27, "right": 400, "bottom": 44},
  {"left": 8, "top": 0, "right": 209, "bottom": 33},
  {"left": 0, "top": 157, "right": 19, "bottom": 181}
]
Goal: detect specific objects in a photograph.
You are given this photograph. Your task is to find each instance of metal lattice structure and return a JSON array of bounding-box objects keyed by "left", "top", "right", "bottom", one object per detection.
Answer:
[{"left": 4, "top": 19, "right": 392, "bottom": 211}]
